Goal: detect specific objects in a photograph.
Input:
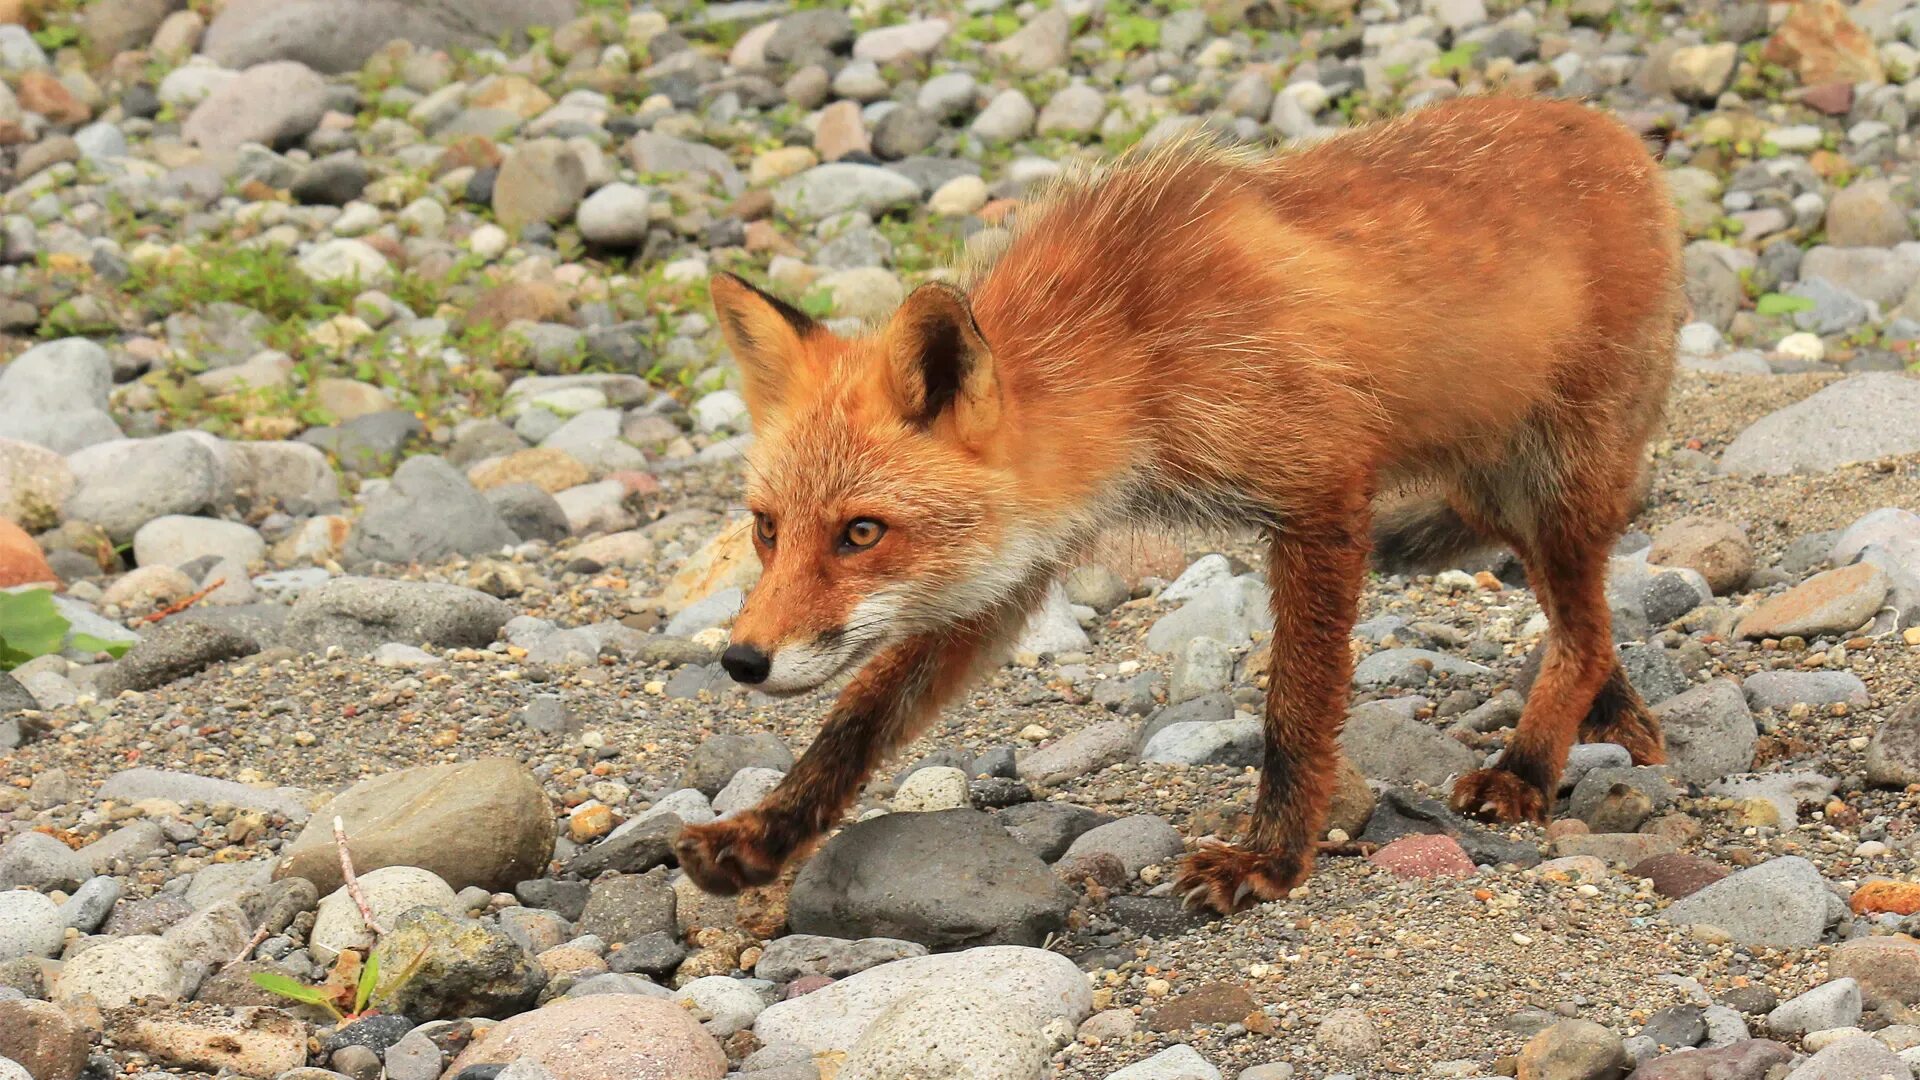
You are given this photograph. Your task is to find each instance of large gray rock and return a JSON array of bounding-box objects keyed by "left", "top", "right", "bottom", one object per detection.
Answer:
[
  {"left": 0, "top": 891, "right": 63, "bottom": 961},
  {"left": 754, "top": 945, "right": 1091, "bottom": 1055},
  {"left": 1782, "top": 1035, "right": 1907, "bottom": 1080},
  {"left": 229, "top": 440, "right": 340, "bottom": 515},
  {"left": 63, "top": 433, "right": 227, "bottom": 542},
  {"left": 344, "top": 455, "right": 518, "bottom": 566},
  {"left": 1339, "top": 701, "right": 1480, "bottom": 788},
  {"left": 1721, "top": 374, "right": 1920, "bottom": 476},
  {"left": 202, "top": 0, "right": 579, "bottom": 73},
  {"left": 97, "top": 768, "right": 314, "bottom": 821},
  {"left": 788, "top": 809, "right": 1075, "bottom": 949},
  {"left": 773, "top": 163, "right": 923, "bottom": 221},
  {"left": 1652, "top": 679, "right": 1757, "bottom": 785},
  {"left": 0, "top": 339, "right": 122, "bottom": 454},
  {"left": 94, "top": 621, "right": 260, "bottom": 696},
  {"left": 1661, "top": 856, "right": 1834, "bottom": 947},
  {"left": 0, "top": 832, "right": 91, "bottom": 892},
  {"left": 284, "top": 577, "right": 511, "bottom": 654},
  {"left": 181, "top": 61, "right": 328, "bottom": 150}
]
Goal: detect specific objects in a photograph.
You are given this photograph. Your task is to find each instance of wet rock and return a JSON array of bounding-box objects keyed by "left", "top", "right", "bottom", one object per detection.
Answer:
[{"left": 372, "top": 907, "right": 547, "bottom": 1021}]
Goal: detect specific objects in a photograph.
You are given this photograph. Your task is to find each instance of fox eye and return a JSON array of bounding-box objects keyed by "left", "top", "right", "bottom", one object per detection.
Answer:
[
  {"left": 753, "top": 513, "right": 777, "bottom": 547},
  {"left": 841, "top": 518, "right": 886, "bottom": 552}
]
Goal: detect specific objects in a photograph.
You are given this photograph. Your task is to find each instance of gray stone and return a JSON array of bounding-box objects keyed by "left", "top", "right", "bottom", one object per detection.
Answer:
[
  {"left": 773, "top": 163, "right": 922, "bottom": 221},
  {"left": 578, "top": 872, "right": 676, "bottom": 945},
  {"left": 1339, "top": 701, "right": 1480, "bottom": 787},
  {"left": 1661, "top": 856, "right": 1833, "bottom": 947},
  {"left": 996, "top": 802, "right": 1115, "bottom": 863},
  {"left": 284, "top": 577, "right": 511, "bottom": 654},
  {"left": 788, "top": 809, "right": 1074, "bottom": 949},
  {"left": 1784, "top": 277, "right": 1872, "bottom": 335},
  {"left": 679, "top": 733, "right": 795, "bottom": 796},
  {"left": 345, "top": 455, "right": 517, "bottom": 567},
  {"left": 1146, "top": 576, "right": 1271, "bottom": 654},
  {"left": 1782, "top": 1035, "right": 1906, "bottom": 1080},
  {"left": 132, "top": 515, "right": 264, "bottom": 570},
  {"left": 1351, "top": 649, "right": 1492, "bottom": 690},
  {"left": 1652, "top": 680, "right": 1757, "bottom": 785},
  {"left": 754, "top": 945, "right": 1091, "bottom": 1055},
  {"left": 1766, "top": 979, "right": 1861, "bottom": 1036},
  {"left": 98, "top": 767, "right": 313, "bottom": 820},
  {"left": 1742, "top": 671, "right": 1869, "bottom": 710},
  {"left": 1058, "top": 815, "right": 1185, "bottom": 878},
  {"left": 0, "top": 892, "right": 62, "bottom": 962},
  {"left": 0, "top": 339, "right": 121, "bottom": 454},
  {"left": 576, "top": 182, "right": 652, "bottom": 247},
  {"left": 64, "top": 433, "right": 224, "bottom": 541},
  {"left": 1140, "top": 716, "right": 1263, "bottom": 767},
  {"left": 0, "top": 831, "right": 89, "bottom": 892},
  {"left": 202, "top": 0, "right": 577, "bottom": 73},
  {"left": 1106, "top": 1045, "right": 1223, "bottom": 1080},
  {"left": 182, "top": 60, "right": 327, "bottom": 150},
  {"left": 753, "top": 935, "right": 928, "bottom": 983},
  {"left": 94, "top": 621, "right": 259, "bottom": 696},
  {"left": 1721, "top": 375, "right": 1920, "bottom": 476},
  {"left": 486, "top": 483, "right": 571, "bottom": 545},
  {"left": 1017, "top": 721, "right": 1135, "bottom": 786}
]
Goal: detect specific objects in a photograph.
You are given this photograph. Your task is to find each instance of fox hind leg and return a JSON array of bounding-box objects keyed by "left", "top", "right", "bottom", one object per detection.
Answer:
[
  {"left": 1451, "top": 455, "right": 1643, "bottom": 823},
  {"left": 1177, "top": 492, "right": 1371, "bottom": 914}
]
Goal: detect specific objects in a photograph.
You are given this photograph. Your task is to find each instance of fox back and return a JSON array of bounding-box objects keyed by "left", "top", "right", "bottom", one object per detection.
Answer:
[{"left": 709, "top": 95, "right": 1682, "bottom": 694}]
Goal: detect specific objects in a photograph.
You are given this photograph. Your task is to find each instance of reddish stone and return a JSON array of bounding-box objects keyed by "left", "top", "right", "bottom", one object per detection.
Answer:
[
  {"left": 1830, "top": 935, "right": 1920, "bottom": 1010},
  {"left": 0, "top": 519, "right": 55, "bottom": 587},
  {"left": 1630, "top": 853, "right": 1728, "bottom": 899},
  {"left": 784, "top": 974, "right": 834, "bottom": 999},
  {"left": 1850, "top": 881, "right": 1920, "bottom": 916},
  {"left": 608, "top": 471, "right": 661, "bottom": 497},
  {"left": 978, "top": 198, "right": 1020, "bottom": 226},
  {"left": 1368, "top": 834, "right": 1474, "bottom": 879},
  {"left": 729, "top": 188, "right": 774, "bottom": 221},
  {"left": 1764, "top": 0, "right": 1883, "bottom": 86},
  {"left": 1146, "top": 981, "right": 1259, "bottom": 1031},
  {"left": 14, "top": 71, "right": 89, "bottom": 125},
  {"left": 1801, "top": 81, "right": 1854, "bottom": 116}
]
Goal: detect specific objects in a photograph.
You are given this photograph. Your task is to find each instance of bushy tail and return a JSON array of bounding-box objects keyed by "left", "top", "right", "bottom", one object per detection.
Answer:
[
  {"left": 1369, "top": 456, "right": 1655, "bottom": 576},
  {"left": 1370, "top": 495, "right": 1491, "bottom": 576}
]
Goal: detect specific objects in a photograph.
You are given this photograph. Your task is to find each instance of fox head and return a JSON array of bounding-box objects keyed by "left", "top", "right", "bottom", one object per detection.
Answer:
[{"left": 707, "top": 272, "right": 1026, "bottom": 694}]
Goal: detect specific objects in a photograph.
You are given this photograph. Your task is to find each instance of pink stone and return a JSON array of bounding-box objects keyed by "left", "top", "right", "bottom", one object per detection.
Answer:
[{"left": 1367, "top": 834, "right": 1475, "bottom": 879}]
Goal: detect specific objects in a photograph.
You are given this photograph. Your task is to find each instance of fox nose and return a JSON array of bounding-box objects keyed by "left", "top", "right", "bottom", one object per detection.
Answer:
[{"left": 720, "top": 644, "right": 771, "bottom": 685}]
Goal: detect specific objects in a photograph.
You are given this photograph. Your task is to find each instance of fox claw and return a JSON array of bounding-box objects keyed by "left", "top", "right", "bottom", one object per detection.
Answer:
[
  {"left": 1172, "top": 841, "right": 1310, "bottom": 916},
  {"left": 673, "top": 814, "right": 788, "bottom": 895}
]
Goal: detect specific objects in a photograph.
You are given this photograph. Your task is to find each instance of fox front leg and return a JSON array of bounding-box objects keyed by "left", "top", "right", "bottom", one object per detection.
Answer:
[{"left": 674, "top": 618, "right": 1004, "bottom": 894}]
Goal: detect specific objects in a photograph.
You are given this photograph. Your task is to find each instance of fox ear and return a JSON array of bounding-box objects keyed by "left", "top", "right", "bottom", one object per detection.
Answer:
[
  {"left": 885, "top": 281, "right": 999, "bottom": 444},
  {"left": 710, "top": 272, "right": 817, "bottom": 420}
]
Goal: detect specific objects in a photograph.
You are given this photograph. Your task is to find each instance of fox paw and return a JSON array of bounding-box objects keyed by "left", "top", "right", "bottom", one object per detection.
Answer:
[
  {"left": 1175, "top": 842, "right": 1312, "bottom": 915},
  {"left": 1451, "top": 768, "right": 1549, "bottom": 824},
  {"left": 673, "top": 814, "right": 788, "bottom": 895}
]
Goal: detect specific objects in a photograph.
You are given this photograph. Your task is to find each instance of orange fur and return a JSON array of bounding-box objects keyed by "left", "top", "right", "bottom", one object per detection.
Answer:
[{"left": 679, "top": 96, "right": 1683, "bottom": 914}]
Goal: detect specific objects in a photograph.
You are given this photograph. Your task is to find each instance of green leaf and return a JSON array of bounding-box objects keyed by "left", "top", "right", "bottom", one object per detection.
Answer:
[
  {"left": 356, "top": 949, "right": 381, "bottom": 1015},
  {"left": 250, "top": 972, "right": 334, "bottom": 1008},
  {"left": 1756, "top": 293, "right": 1815, "bottom": 316},
  {"left": 68, "top": 634, "right": 132, "bottom": 659},
  {"left": 0, "top": 590, "right": 71, "bottom": 670}
]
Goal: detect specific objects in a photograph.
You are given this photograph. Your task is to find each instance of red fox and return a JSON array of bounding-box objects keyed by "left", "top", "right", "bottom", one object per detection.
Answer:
[{"left": 675, "top": 95, "right": 1683, "bottom": 914}]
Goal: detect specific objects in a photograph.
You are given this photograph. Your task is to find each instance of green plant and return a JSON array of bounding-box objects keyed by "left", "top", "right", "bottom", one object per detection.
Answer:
[
  {"left": 1755, "top": 292, "right": 1815, "bottom": 317},
  {"left": 252, "top": 946, "right": 427, "bottom": 1022},
  {"left": 0, "top": 589, "right": 129, "bottom": 670}
]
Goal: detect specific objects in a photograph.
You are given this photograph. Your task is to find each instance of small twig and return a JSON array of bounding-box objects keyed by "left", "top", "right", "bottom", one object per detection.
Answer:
[
  {"left": 133, "top": 578, "right": 226, "bottom": 625},
  {"left": 231, "top": 924, "right": 271, "bottom": 965},
  {"left": 335, "top": 816, "right": 383, "bottom": 936}
]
